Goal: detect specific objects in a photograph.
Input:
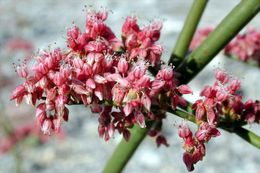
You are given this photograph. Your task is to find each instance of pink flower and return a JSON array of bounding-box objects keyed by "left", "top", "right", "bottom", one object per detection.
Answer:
[
  {"left": 123, "top": 102, "right": 134, "bottom": 116},
  {"left": 41, "top": 119, "right": 53, "bottom": 135},
  {"left": 10, "top": 84, "right": 27, "bottom": 104},
  {"left": 178, "top": 124, "right": 192, "bottom": 139},
  {"left": 135, "top": 111, "right": 146, "bottom": 128},
  {"left": 122, "top": 16, "right": 140, "bottom": 37},
  {"left": 214, "top": 69, "right": 229, "bottom": 84},
  {"left": 118, "top": 58, "right": 129, "bottom": 74},
  {"left": 178, "top": 85, "right": 193, "bottom": 94},
  {"left": 178, "top": 123, "right": 219, "bottom": 171},
  {"left": 195, "top": 122, "right": 220, "bottom": 142},
  {"left": 193, "top": 99, "right": 205, "bottom": 120}
]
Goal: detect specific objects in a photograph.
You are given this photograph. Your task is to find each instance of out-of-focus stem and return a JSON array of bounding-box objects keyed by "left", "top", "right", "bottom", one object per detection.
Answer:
[
  {"left": 169, "top": 0, "right": 208, "bottom": 67},
  {"left": 176, "top": 0, "right": 260, "bottom": 84}
]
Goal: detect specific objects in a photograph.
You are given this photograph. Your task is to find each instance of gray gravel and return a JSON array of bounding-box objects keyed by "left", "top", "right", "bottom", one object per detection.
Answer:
[{"left": 0, "top": 0, "right": 259, "bottom": 173}]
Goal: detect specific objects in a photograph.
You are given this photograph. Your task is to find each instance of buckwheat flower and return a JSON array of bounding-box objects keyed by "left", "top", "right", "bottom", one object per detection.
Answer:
[
  {"left": 122, "top": 16, "right": 140, "bottom": 38},
  {"left": 178, "top": 124, "right": 192, "bottom": 139},
  {"left": 244, "top": 100, "right": 260, "bottom": 123},
  {"left": 227, "top": 78, "right": 240, "bottom": 94},
  {"left": 177, "top": 85, "right": 193, "bottom": 94},
  {"left": 214, "top": 69, "right": 229, "bottom": 84},
  {"left": 194, "top": 69, "right": 260, "bottom": 127},
  {"left": 41, "top": 119, "right": 53, "bottom": 135},
  {"left": 193, "top": 99, "right": 205, "bottom": 120},
  {"left": 11, "top": 84, "right": 27, "bottom": 106},
  {"left": 135, "top": 111, "right": 146, "bottom": 128},
  {"left": 138, "top": 20, "right": 162, "bottom": 42},
  {"left": 122, "top": 17, "right": 163, "bottom": 66},
  {"left": 195, "top": 122, "right": 220, "bottom": 142},
  {"left": 178, "top": 123, "right": 219, "bottom": 171},
  {"left": 67, "top": 25, "right": 85, "bottom": 51},
  {"left": 118, "top": 58, "right": 129, "bottom": 74}
]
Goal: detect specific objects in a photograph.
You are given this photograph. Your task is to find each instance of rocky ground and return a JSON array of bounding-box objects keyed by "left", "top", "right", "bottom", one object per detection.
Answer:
[{"left": 0, "top": 0, "right": 259, "bottom": 173}]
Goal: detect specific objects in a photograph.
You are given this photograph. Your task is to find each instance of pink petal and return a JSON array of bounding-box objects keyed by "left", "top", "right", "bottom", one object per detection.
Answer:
[
  {"left": 123, "top": 103, "right": 133, "bottom": 116},
  {"left": 86, "top": 78, "right": 96, "bottom": 89},
  {"left": 135, "top": 112, "right": 146, "bottom": 128},
  {"left": 108, "top": 123, "right": 115, "bottom": 138},
  {"left": 178, "top": 85, "right": 193, "bottom": 94},
  {"left": 141, "top": 93, "right": 151, "bottom": 111},
  {"left": 94, "top": 74, "right": 107, "bottom": 84},
  {"left": 10, "top": 84, "right": 26, "bottom": 100},
  {"left": 183, "top": 153, "right": 194, "bottom": 172}
]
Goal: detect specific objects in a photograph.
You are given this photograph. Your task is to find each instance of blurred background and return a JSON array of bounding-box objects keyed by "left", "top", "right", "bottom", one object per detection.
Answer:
[{"left": 0, "top": 0, "right": 259, "bottom": 173}]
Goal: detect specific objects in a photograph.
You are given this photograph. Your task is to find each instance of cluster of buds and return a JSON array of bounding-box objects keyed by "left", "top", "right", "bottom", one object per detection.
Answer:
[
  {"left": 193, "top": 69, "right": 260, "bottom": 124},
  {"left": 179, "top": 69, "right": 259, "bottom": 171},
  {"left": 190, "top": 27, "right": 260, "bottom": 66},
  {"left": 11, "top": 10, "right": 192, "bottom": 143},
  {"left": 178, "top": 123, "right": 220, "bottom": 171}
]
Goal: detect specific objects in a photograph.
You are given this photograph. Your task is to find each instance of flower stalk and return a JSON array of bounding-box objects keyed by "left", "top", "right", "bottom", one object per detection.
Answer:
[
  {"left": 169, "top": 0, "right": 208, "bottom": 67},
  {"left": 103, "top": 124, "right": 150, "bottom": 173}
]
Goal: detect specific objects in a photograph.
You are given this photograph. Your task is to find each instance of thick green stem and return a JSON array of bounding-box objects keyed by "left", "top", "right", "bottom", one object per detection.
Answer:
[
  {"left": 169, "top": 0, "right": 208, "bottom": 67},
  {"left": 176, "top": 0, "right": 260, "bottom": 84},
  {"left": 232, "top": 127, "right": 260, "bottom": 149},
  {"left": 103, "top": 125, "right": 149, "bottom": 173}
]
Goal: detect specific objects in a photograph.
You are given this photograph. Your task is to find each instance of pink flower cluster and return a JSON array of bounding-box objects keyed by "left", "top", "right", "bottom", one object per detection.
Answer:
[
  {"left": 11, "top": 10, "right": 192, "bottom": 143},
  {"left": 190, "top": 27, "right": 260, "bottom": 66},
  {"left": 224, "top": 28, "right": 260, "bottom": 65},
  {"left": 178, "top": 123, "right": 220, "bottom": 171},
  {"left": 179, "top": 69, "right": 259, "bottom": 171},
  {"left": 193, "top": 69, "right": 260, "bottom": 124}
]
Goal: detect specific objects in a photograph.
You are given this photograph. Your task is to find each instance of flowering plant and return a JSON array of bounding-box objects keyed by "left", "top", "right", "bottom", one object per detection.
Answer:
[{"left": 10, "top": 0, "right": 260, "bottom": 172}]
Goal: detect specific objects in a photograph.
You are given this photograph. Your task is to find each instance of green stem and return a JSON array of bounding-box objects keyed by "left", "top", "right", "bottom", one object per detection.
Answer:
[
  {"left": 232, "top": 127, "right": 260, "bottom": 149},
  {"left": 169, "top": 0, "right": 208, "bottom": 67},
  {"left": 176, "top": 0, "right": 260, "bottom": 84},
  {"left": 103, "top": 125, "right": 149, "bottom": 173}
]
